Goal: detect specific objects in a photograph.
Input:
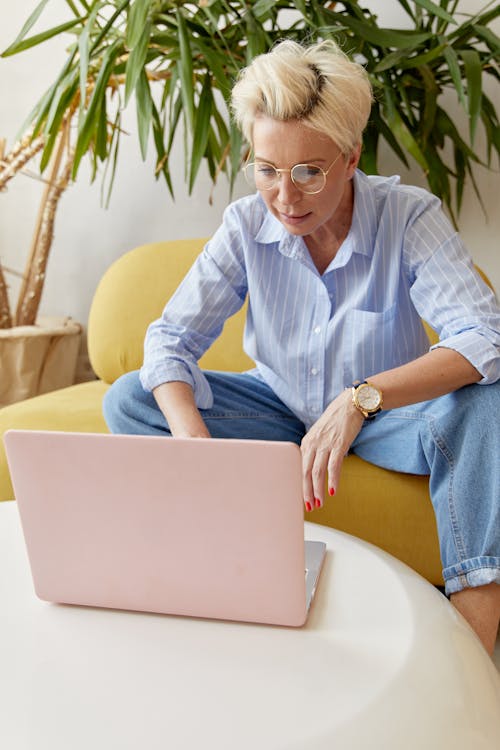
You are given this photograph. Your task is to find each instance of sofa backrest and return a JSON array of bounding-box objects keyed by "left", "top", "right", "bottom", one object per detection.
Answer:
[
  {"left": 88, "top": 239, "right": 494, "bottom": 385},
  {"left": 87, "top": 240, "right": 254, "bottom": 384}
]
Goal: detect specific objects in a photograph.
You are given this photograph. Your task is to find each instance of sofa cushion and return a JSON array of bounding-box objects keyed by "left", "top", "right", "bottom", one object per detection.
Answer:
[{"left": 309, "top": 454, "right": 442, "bottom": 584}]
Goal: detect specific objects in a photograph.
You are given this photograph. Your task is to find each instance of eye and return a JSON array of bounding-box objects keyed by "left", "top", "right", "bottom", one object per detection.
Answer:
[
  {"left": 303, "top": 165, "right": 322, "bottom": 177},
  {"left": 292, "top": 164, "right": 322, "bottom": 181},
  {"left": 255, "top": 163, "right": 276, "bottom": 176}
]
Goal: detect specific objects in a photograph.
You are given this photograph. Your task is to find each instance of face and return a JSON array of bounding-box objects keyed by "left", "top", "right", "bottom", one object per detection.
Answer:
[{"left": 251, "top": 116, "right": 360, "bottom": 241}]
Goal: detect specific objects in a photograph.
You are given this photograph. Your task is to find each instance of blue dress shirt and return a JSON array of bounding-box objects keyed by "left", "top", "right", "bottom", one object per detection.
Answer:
[{"left": 140, "top": 170, "right": 500, "bottom": 430}]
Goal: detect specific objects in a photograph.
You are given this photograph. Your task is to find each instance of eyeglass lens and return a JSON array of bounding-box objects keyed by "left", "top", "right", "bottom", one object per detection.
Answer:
[{"left": 245, "top": 163, "right": 326, "bottom": 194}]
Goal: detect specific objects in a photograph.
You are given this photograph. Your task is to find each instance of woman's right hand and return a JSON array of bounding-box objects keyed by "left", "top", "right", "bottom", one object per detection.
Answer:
[{"left": 300, "top": 387, "right": 364, "bottom": 511}]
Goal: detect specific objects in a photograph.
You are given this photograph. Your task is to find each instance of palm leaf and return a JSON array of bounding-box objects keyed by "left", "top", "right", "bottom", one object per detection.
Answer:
[
  {"left": 73, "top": 38, "right": 124, "bottom": 177},
  {"left": 30, "top": 44, "right": 78, "bottom": 138},
  {"left": 471, "top": 23, "right": 500, "bottom": 53},
  {"left": 136, "top": 69, "right": 153, "bottom": 159},
  {"left": 371, "top": 106, "right": 410, "bottom": 167},
  {"left": 40, "top": 75, "right": 79, "bottom": 171},
  {"left": 443, "top": 44, "right": 466, "bottom": 109},
  {"left": 125, "top": 20, "right": 152, "bottom": 104},
  {"left": 1, "top": 18, "right": 83, "bottom": 57},
  {"left": 126, "top": 0, "right": 151, "bottom": 49},
  {"left": 175, "top": 8, "right": 194, "bottom": 132},
  {"left": 77, "top": 3, "right": 101, "bottom": 119},
  {"left": 460, "top": 49, "right": 482, "bottom": 143},
  {"left": 322, "top": 11, "right": 434, "bottom": 49},
  {"left": 101, "top": 110, "right": 122, "bottom": 208},
  {"left": 383, "top": 89, "right": 429, "bottom": 171},
  {"left": 89, "top": 0, "right": 131, "bottom": 55},
  {"left": 189, "top": 73, "right": 214, "bottom": 193},
  {"left": 150, "top": 100, "right": 173, "bottom": 196},
  {"left": 412, "top": 0, "right": 456, "bottom": 26},
  {"left": 95, "top": 98, "right": 109, "bottom": 162},
  {"left": 1, "top": 0, "right": 51, "bottom": 54}
]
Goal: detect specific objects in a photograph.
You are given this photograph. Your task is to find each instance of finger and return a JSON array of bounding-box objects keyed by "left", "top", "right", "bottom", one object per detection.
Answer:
[
  {"left": 311, "top": 450, "right": 328, "bottom": 508},
  {"left": 327, "top": 449, "right": 345, "bottom": 498},
  {"left": 300, "top": 441, "right": 315, "bottom": 512}
]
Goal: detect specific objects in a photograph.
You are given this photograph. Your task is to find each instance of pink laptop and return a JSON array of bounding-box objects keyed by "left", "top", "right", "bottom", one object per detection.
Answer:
[{"left": 4, "top": 430, "right": 326, "bottom": 626}]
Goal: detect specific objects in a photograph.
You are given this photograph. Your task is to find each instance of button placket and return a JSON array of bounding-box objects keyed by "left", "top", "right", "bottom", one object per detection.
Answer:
[{"left": 305, "top": 285, "right": 330, "bottom": 415}]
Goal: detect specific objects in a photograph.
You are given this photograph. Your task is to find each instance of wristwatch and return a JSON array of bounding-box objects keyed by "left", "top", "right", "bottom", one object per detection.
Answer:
[{"left": 351, "top": 380, "right": 383, "bottom": 419}]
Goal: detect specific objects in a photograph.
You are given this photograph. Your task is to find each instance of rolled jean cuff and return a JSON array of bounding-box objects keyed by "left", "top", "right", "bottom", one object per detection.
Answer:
[{"left": 443, "top": 556, "right": 500, "bottom": 596}]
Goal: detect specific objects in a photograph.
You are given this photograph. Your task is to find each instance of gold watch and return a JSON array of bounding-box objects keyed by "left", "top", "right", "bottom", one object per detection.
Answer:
[{"left": 351, "top": 380, "right": 383, "bottom": 419}]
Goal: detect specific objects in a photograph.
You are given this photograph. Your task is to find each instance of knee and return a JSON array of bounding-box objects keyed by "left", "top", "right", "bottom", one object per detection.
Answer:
[
  {"left": 454, "top": 381, "right": 500, "bottom": 419},
  {"left": 103, "top": 371, "right": 144, "bottom": 433},
  {"left": 438, "top": 381, "right": 500, "bottom": 438}
]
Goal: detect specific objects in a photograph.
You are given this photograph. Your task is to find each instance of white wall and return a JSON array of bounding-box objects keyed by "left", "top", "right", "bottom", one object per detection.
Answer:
[{"left": 1, "top": 1, "right": 499, "bottom": 364}]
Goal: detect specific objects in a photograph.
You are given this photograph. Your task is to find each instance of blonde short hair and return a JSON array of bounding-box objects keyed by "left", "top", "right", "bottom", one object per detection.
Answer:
[{"left": 231, "top": 39, "right": 373, "bottom": 154}]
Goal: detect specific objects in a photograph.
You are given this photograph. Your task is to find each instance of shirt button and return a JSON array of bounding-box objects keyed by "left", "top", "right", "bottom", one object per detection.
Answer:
[
  {"left": 310, "top": 367, "right": 319, "bottom": 376},
  {"left": 313, "top": 326, "right": 321, "bottom": 334}
]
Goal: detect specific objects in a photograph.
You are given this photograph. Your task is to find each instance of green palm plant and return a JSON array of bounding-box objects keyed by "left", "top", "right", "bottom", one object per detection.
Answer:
[{"left": 1, "top": 0, "right": 499, "bottom": 328}]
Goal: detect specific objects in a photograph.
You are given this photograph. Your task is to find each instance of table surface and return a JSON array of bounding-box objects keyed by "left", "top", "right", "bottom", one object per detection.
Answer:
[{"left": 1, "top": 500, "right": 499, "bottom": 750}]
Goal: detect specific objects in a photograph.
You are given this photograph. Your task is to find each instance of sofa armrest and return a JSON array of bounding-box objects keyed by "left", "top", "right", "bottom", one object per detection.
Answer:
[
  {"left": 88, "top": 239, "right": 253, "bottom": 384},
  {"left": 0, "top": 381, "right": 109, "bottom": 501}
]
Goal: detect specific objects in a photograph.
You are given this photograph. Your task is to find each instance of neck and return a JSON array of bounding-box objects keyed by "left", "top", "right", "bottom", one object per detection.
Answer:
[{"left": 305, "top": 181, "right": 354, "bottom": 274}]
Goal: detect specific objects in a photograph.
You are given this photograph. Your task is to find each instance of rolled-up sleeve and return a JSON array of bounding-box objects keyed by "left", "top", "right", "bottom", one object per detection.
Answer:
[
  {"left": 405, "top": 198, "right": 500, "bottom": 384},
  {"left": 139, "top": 209, "right": 248, "bottom": 405}
]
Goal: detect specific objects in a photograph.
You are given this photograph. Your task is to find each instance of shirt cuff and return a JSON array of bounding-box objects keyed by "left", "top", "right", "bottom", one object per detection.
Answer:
[
  {"left": 430, "top": 331, "right": 500, "bottom": 384},
  {"left": 139, "top": 360, "right": 214, "bottom": 409}
]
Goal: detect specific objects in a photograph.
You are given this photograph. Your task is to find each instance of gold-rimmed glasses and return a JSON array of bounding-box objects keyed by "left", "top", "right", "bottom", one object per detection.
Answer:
[{"left": 243, "top": 152, "right": 342, "bottom": 195}]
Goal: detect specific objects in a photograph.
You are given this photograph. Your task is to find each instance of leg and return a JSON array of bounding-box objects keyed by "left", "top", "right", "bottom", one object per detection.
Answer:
[
  {"left": 103, "top": 370, "right": 306, "bottom": 444},
  {"left": 450, "top": 584, "right": 500, "bottom": 656},
  {"left": 351, "top": 382, "right": 500, "bottom": 654}
]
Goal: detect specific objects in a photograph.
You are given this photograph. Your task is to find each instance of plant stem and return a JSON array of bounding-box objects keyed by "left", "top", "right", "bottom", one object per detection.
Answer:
[
  {"left": 0, "top": 134, "right": 45, "bottom": 191},
  {"left": 0, "top": 265, "right": 12, "bottom": 329},
  {"left": 15, "top": 121, "right": 73, "bottom": 327}
]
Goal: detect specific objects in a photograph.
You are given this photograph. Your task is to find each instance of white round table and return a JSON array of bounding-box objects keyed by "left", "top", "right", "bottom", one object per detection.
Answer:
[{"left": 1, "top": 500, "right": 499, "bottom": 749}]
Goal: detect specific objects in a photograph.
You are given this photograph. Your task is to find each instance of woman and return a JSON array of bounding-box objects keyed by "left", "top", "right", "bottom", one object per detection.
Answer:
[{"left": 104, "top": 40, "right": 500, "bottom": 654}]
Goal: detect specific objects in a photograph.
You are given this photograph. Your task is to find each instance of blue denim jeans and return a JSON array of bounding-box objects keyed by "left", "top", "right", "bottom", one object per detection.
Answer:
[{"left": 103, "top": 370, "right": 500, "bottom": 596}]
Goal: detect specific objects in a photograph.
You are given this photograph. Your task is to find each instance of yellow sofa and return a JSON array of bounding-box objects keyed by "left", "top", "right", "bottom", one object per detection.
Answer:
[{"left": 6, "top": 236, "right": 485, "bottom": 587}]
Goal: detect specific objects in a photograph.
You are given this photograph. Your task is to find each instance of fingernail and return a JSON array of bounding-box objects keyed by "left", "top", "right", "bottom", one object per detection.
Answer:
[
  {"left": 329, "top": 487, "right": 335, "bottom": 496},
  {"left": 314, "top": 498, "right": 321, "bottom": 508},
  {"left": 305, "top": 501, "right": 312, "bottom": 512}
]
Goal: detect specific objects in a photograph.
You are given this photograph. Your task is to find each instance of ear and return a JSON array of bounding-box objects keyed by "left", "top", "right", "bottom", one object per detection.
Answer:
[{"left": 346, "top": 143, "right": 362, "bottom": 178}]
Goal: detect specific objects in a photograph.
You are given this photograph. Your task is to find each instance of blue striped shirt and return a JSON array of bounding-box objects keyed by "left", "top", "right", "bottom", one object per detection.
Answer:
[{"left": 140, "top": 170, "right": 500, "bottom": 429}]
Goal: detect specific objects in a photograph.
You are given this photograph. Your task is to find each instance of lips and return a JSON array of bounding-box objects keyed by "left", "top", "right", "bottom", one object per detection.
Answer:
[{"left": 279, "top": 211, "right": 312, "bottom": 225}]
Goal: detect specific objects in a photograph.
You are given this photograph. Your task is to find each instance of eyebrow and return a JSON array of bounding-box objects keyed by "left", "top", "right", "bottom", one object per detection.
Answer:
[{"left": 253, "top": 156, "right": 328, "bottom": 166}]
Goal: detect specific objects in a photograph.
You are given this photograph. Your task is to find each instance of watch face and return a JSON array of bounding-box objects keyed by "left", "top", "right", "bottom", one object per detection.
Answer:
[{"left": 357, "top": 384, "right": 381, "bottom": 411}]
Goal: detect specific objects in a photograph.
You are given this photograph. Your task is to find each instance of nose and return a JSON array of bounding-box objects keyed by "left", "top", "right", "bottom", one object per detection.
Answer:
[{"left": 276, "top": 172, "right": 301, "bottom": 205}]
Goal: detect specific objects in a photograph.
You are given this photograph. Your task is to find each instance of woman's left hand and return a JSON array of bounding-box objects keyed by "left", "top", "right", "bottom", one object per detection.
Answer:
[{"left": 300, "top": 388, "right": 364, "bottom": 511}]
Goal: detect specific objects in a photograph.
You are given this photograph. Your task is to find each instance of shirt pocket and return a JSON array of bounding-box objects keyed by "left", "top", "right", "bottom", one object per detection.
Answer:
[{"left": 343, "top": 303, "right": 398, "bottom": 382}]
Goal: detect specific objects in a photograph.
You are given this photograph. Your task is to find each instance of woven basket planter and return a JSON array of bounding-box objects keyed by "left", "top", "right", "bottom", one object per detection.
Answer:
[{"left": 0, "top": 316, "right": 82, "bottom": 408}]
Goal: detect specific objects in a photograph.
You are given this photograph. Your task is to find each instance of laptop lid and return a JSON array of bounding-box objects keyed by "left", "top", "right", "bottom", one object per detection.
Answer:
[{"left": 4, "top": 430, "right": 325, "bottom": 627}]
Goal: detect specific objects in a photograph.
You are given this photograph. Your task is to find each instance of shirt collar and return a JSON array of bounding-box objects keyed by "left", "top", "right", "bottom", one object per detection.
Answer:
[
  {"left": 347, "top": 169, "right": 379, "bottom": 258},
  {"left": 255, "top": 204, "right": 289, "bottom": 244},
  {"left": 254, "top": 201, "right": 307, "bottom": 261}
]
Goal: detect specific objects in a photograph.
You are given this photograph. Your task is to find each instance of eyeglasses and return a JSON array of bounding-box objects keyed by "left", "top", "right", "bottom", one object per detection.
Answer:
[{"left": 243, "top": 152, "right": 342, "bottom": 195}]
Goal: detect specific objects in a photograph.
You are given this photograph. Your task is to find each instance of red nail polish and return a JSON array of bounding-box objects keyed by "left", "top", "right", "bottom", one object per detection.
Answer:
[
  {"left": 314, "top": 498, "right": 321, "bottom": 508},
  {"left": 305, "top": 501, "right": 312, "bottom": 512},
  {"left": 329, "top": 487, "right": 335, "bottom": 496}
]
